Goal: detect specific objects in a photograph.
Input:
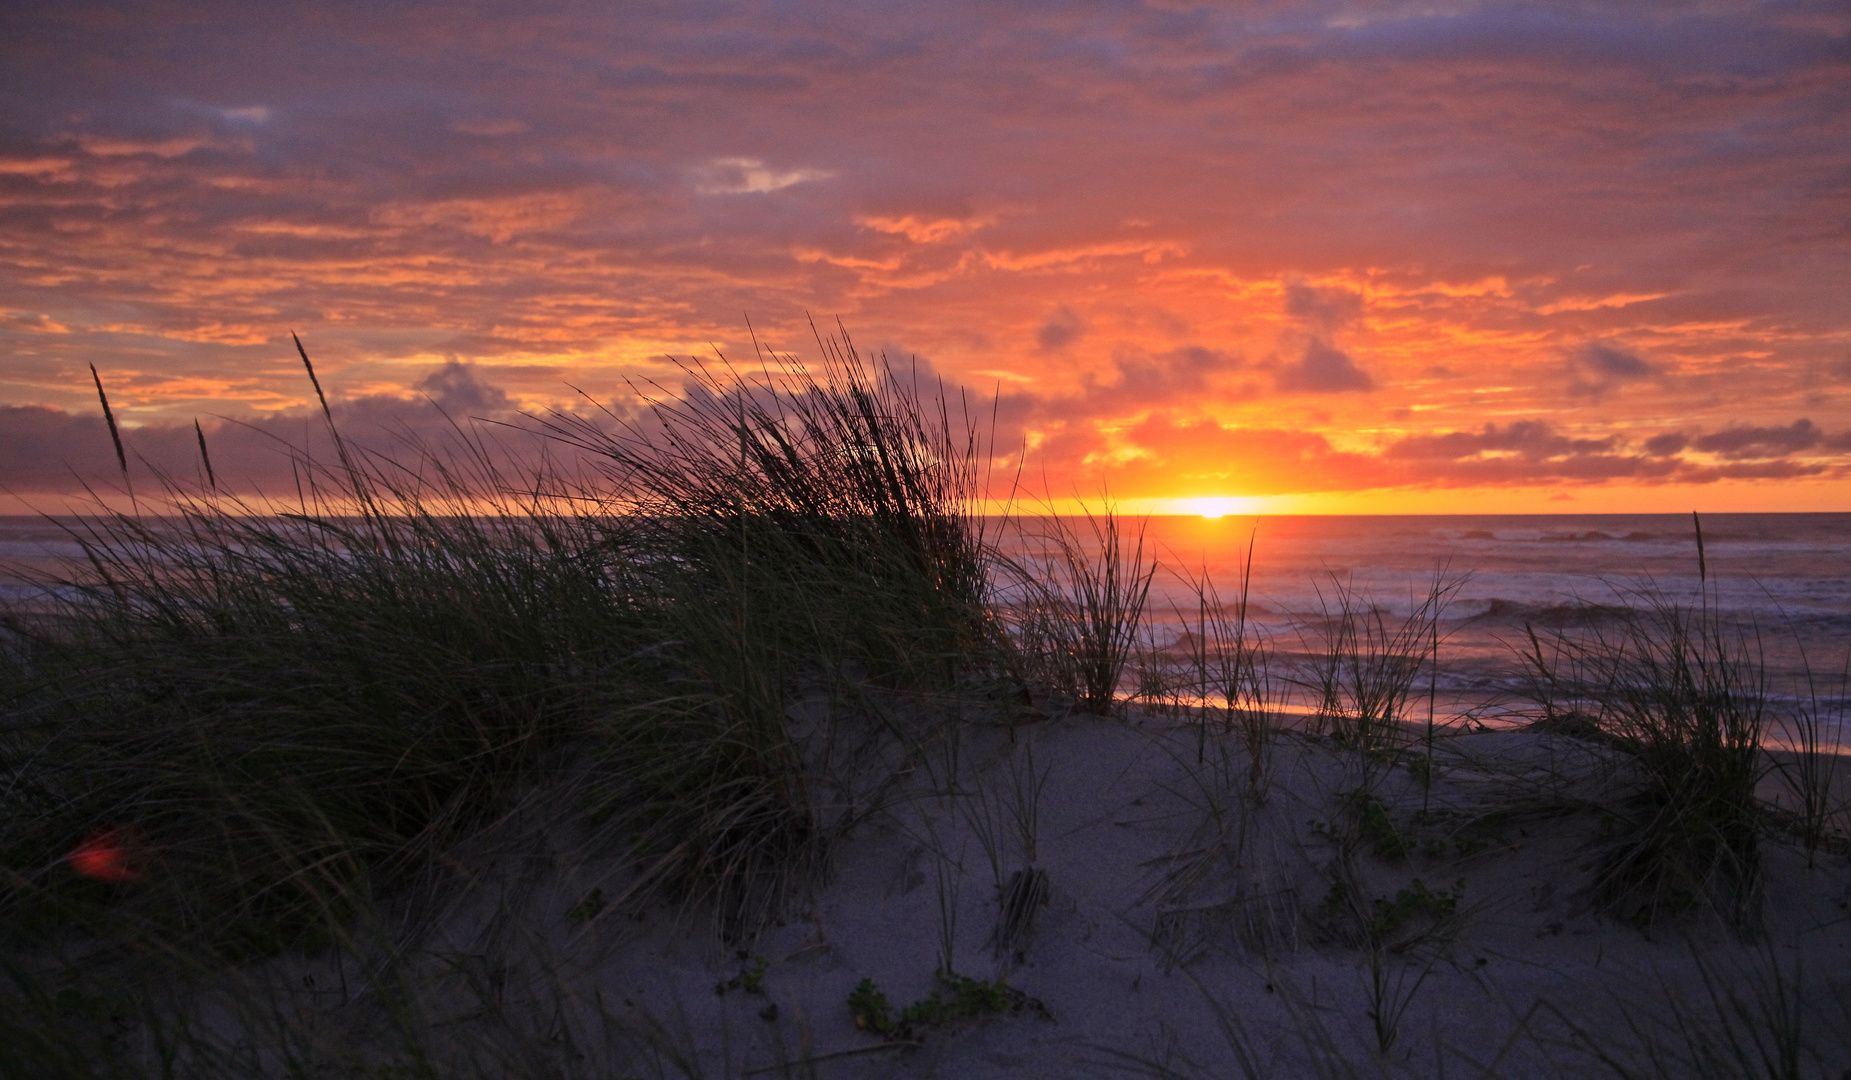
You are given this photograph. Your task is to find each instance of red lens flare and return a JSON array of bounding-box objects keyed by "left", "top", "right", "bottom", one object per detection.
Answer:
[{"left": 68, "top": 827, "right": 144, "bottom": 882}]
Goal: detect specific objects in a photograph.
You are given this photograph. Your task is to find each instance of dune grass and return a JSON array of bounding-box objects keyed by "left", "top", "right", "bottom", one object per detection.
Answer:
[
  {"left": 1299, "top": 573, "right": 1461, "bottom": 753},
  {"left": 536, "top": 325, "right": 993, "bottom": 685},
  {"left": 1172, "top": 542, "right": 1275, "bottom": 793},
  {"left": 4, "top": 336, "right": 1849, "bottom": 1077},
  {"left": 993, "top": 506, "right": 1156, "bottom": 715},
  {"left": 0, "top": 328, "right": 1000, "bottom": 1067},
  {"left": 1516, "top": 581, "right": 1771, "bottom": 925},
  {"left": 1767, "top": 642, "right": 1848, "bottom": 867},
  {"left": 1, "top": 448, "right": 644, "bottom": 955}
]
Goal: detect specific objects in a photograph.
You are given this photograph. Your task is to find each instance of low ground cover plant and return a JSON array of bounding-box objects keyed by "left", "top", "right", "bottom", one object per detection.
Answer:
[{"left": 848, "top": 970, "right": 1042, "bottom": 1042}]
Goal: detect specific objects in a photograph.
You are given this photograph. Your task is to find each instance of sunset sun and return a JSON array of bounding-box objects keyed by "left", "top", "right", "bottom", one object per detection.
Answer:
[{"left": 1176, "top": 496, "right": 1253, "bottom": 519}]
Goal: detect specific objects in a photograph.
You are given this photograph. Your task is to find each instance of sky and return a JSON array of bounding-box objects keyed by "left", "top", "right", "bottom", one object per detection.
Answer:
[{"left": 2, "top": 0, "right": 1849, "bottom": 514}]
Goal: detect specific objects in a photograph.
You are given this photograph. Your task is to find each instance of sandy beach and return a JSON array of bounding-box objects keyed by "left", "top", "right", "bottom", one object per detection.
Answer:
[{"left": 216, "top": 701, "right": 1846, "bottom": 1079}]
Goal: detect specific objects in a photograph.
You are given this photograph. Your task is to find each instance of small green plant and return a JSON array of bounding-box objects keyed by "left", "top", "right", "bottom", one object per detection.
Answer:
[
  {"left": 1312, "top": 789, "right": 1414, "bottom": 860},
  {"left": 1317, "top": 874, "right": 1465, "bottom": 952},
  {"left": 1453, "top": 833, "right": 1488, "bottom": 857},
  {"left": 740, "top": 954, "right": 770, "bottom": 995},
  {"left": 902, "top": 972, "right": 1015, "bottom": 1027},
  {"left": 715, "top": 953, "right": 771, "bottom": 995},
  {"left": 1316, "top": 877, "right": 1353, "bottom": 924},
  {"left": 1368, "top": 877, "right": 1464, "bottom": 940},
  {"left": 847, "top": 971, "right": 1043, "bottom": 1041},
  {"left": 1350, "top": 791, "right": 1412, "bottom": 860},
  {"left": 848, "top": 977, "right": 896, "bottom": 1035}
]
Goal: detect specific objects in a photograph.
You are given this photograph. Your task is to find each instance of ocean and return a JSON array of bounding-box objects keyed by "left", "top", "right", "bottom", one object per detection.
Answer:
[
  {"left": 6, "top": 512, "right": 1848, "bottom": 734},
  {"left": 998, "top": 513, "right": 1851, "bottom": 735}
]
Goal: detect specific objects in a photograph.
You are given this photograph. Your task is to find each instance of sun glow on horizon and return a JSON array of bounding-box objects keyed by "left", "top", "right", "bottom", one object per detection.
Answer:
[{"left": 1175, "top": 496, "right": 1255, "bottom": 519}]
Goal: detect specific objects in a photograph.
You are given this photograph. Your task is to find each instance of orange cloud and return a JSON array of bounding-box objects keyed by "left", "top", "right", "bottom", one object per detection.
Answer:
[{"left": 855, "top": 213, "right": 993, "bottom": 244}]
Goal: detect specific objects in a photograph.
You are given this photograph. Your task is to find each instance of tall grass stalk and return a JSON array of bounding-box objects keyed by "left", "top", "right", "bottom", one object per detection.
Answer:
[
  {"left": 998, "top": 506, "right": 1156, "bottom": 714},
  {"left": 1131, "top": 625, "right": 1186, "bottom": 721},
  {"left": 1364, "top": 948, "right": 1433, "bottom": 1055},
  {"left": 1301, "top": 574, "right": 1460, "bottom": 752},
  {"left": 0, "top": 906, "right": 813, "bottom": 1080},
  {"left": 1547, "top": 941, "right": 1851, "bottom": 1080},
  {"left": 1769, "top": 646, "right": 1847, "bottom": 867},
  {"left": 1174, "top": 535, "right": 1274, "bottom": 798},
  {"left": 1144, "top": 738, "right": 1293, "bottom": 966},
  {"left": 925, "top": 820, "right": 962, "bottom": 977}
]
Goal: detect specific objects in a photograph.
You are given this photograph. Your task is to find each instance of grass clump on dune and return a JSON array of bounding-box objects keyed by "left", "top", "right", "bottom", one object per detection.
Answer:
[
  {"left": 0, "top": 327, "right": 996, "bottom": 964},
  {"left": 540, "top": 324, "right": 994, "bottom": 683},
  {"left": 1301, "top": 573, "right": 1459, "bottom": 753},
  {"left": 0, "top": 449, "right": 647, "bottom": 955},
  {"left": 1519, "top": 578, "right": 1771, "bottom": 926},
  {"left": 542, "top": 327, "right": 1000, "bottom": 928},
  {"left": 994, "top": 507, "right": 1156, "bottom": 715}
]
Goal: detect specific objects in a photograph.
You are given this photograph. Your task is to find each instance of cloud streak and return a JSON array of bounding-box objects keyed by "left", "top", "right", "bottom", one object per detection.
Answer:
[{"left": 8, "top": 362, "right": 1848, "bottom": 510}]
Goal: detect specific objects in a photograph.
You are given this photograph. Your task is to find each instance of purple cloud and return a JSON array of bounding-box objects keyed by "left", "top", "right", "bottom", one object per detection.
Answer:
[
  {"left": 1036, "top": 306, "right": 1086, "bottom": 352},
  {"left": 1692, "top": 419, "right": 1822, "bottom": 459},
  {"left": 1385, "top": 421, "right": 1622, "bottom": 461},
  {"left": 1275, "top": 340, "right": 1375, "bottom": 394},
  {"left": 1643, "top": 432, "right": 1688, "bottom": 456}
]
